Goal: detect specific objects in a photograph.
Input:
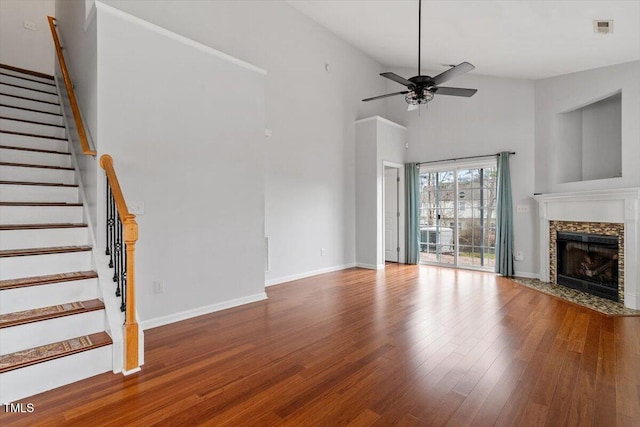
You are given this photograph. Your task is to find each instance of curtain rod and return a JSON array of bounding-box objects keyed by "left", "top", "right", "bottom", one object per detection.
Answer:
[{"left": 417, "top": 152, "right": 515, "bottom": 166}]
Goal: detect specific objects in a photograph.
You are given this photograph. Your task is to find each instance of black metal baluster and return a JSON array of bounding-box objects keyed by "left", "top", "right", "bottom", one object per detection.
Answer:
[
  {"left": 105, "top": 179, "right": 111, "bottom": 257},
  {"left": 105, "top": 169, "right": 129, "bottom": 314},
  {"left": 107, "top": 188, "right": 115, "bottom": 268},
  {"left": 114, "top": 215, "right": 122, "bottom": 299},
  {"left": 121, "top": 245, "right": 127, "bottom": 312}
]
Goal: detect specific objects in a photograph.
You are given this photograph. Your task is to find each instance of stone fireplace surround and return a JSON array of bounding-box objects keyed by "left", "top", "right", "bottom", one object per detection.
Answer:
[{"left": 534, "top": 188, "right": 640, "bottom": 310}]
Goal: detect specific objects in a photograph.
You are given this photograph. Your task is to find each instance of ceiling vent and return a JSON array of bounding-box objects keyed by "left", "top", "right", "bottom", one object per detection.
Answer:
[{"left": 594, "top": 20, "right": 613, "bottom": 34}]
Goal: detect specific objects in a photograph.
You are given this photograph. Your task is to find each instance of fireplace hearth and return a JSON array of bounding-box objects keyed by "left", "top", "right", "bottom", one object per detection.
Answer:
[{"left": 556, "top": 232, "right": 619, "bottom": 301}]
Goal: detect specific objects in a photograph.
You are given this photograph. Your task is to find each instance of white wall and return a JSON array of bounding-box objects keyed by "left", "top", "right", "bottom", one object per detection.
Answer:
[
  {"left": 355, "top": 116, "right": 407, "bottom": 269},
  {"left": 99, "top": 0, "right": 386, "bottom": 286},
  {"left": 95, "top": 4, "right": 267, "bottom": 324},
  {"left": 581, "top": 93, "right": 622, "bottom": 181},
  {"left": 535, "top": 61, "right": 640, "bottom": 193},
  {"left": 0, "top": 0, "right": 55, "bottom": 75},
  {"left": 355, "top": 119, "right": 378, "bottom": 268},
  {"left": 384, "top": 69, "right": 537, "bottom": 277},
  {"left": 55, "top": 0, "right": 99, "bottom": 240}
]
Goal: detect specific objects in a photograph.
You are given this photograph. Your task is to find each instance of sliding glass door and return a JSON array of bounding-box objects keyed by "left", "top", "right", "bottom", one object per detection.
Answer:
[{"left": 419, "top": 162, "right": 497, "bottom": 270}]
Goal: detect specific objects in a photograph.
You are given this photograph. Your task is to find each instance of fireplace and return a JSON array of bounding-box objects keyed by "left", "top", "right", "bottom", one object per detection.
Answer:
[
  {"left": 534, "top": 188, "right": 640, "bottom": 310},
  {"left": 556, "top": 232, "right": 619, "bottom": 301}
]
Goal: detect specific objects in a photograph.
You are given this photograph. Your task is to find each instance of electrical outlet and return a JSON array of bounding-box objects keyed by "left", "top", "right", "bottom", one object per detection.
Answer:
[
  {"left": 153, "top": 281, "right": 164, "bottom": 294},
  {"left": 514, "top": 251, "right": 524, "bottom": 261},
  {"left": 321, "top": 248, "right": 326, "bottom": 256},
  {"left": 23, "top": 20, "right": 36, "bottom": 31},
  {"left": 516, "top": 205, "right": 529, "bottom": 213}
]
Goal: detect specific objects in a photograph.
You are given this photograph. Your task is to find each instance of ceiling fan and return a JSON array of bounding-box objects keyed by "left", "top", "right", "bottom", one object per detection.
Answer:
[{"left": 362, "top": 0, "right": 477, "bottom": 108}]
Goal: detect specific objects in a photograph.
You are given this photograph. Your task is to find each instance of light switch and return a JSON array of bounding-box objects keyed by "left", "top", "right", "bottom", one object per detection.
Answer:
[{"left": 516, "top": 205, "right": 529, "bottom": 213}]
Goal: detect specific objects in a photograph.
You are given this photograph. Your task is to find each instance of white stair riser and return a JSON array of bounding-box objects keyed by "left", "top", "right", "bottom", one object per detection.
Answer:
[
  {"left": 0, "top": 278, "right": 98, "bottom": 314},
  {"left": 0, "top": 132, "right": 68, "bottom": 152},
  {"left": 0, "top": 344, "right": 112, "bottom": 403},
  {"left": 0, "top": 106, "right": 63, "bottom": 126},
  {"left": 0, "top": 69, "right": 55, "bottom": 85},
  {"left": 0, "top": 119, "right": 66, "bottom": 139},
  {"left": 0, "top": 251, "right": 92, "bottom": 280},
  {"left": 0, "top": 164, "right": 74, "bottom": 184},
  {"left": 0, "top": 73, "right": 57, "bottom": 94},
  {"left": 0, "top": 83, "right": 59, "bottom": 104},
  {"left": 0, "top": 184, "right": 78, "bottom": 203},
  {"left": 0, "top": 227, "right": 88, "bottom": 250},
  {"left": 0, "top": 310, "right": 105, "bottom": 354},
  {"left": 0, "top": 148, "right": 70, "bottom": 168},
  {"left": 0, "top": 94, "right": 61, "bottom": 115},
  {"left": 0, "top": 205, "right": 83, "bottom": 224}
]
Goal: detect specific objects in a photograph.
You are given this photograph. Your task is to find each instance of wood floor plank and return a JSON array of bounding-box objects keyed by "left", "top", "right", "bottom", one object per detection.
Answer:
[{"left": 0, "top": 264, "right": 637, "bottom": 426}]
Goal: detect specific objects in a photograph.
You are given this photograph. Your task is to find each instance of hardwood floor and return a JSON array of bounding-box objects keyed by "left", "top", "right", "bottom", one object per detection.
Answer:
[{"left": 2, "top": 265, "right": 639, "bottom": 426}]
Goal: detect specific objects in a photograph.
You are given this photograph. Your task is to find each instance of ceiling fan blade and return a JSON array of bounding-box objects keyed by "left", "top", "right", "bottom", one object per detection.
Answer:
[
  {"left": 434, "top": 87, "right": 478, "bottom": 97},
  {"left": 380, "top": 72, "right": 413, "bottom": 87},
  {"left": 362, "top": 91, "right": 409, "bottom": 102},
  {"left": 431, "top": 62, "right": 475, "bottom": 86}
]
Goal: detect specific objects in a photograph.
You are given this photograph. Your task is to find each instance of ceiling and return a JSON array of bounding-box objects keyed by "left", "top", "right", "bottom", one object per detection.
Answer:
[{"left": 287, "top": 0, "right": 640, "bottom": 80}]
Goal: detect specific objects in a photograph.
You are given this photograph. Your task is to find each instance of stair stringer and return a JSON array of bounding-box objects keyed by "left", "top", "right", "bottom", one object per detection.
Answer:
[{"left": 53, "top": 74, "right": 144, "bottom": 375}]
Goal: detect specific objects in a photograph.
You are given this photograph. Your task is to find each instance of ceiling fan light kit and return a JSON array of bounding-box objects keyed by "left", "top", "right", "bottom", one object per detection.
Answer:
[{"left": 363, "top": 0, "right": 478, "bottom": 108}]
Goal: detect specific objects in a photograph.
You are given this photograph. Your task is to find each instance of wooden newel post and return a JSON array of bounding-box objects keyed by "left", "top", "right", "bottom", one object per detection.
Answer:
[
  {"left": 123, "top": 216, "right": 139, "bottom": 371},
  {"left": 100, "top": 154, "right": 140, "bottom": 372}
]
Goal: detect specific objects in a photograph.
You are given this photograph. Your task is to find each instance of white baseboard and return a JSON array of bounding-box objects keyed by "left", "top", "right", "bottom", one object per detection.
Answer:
[
  {"left": 355, "top": 263, "right": 386, "bottom": 270},
  {"left": 514, "top": 271, "right": 539, "bottom": 279},
  {"left": 140, "top": 292, "right": 267, "bottom": 330},
  {"left": 265, "top": 263, "right": 356, "bottom": 287}
]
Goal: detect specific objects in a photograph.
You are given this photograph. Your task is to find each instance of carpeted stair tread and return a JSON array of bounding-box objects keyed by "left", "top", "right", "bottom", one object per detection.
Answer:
[
  {"left": 0, "top": 64, "right": 54, "bottom": 81},
  {"left": 0, "top": 298, "right": 104, "bottom": 329},
  {"left": 0, "top": 161, "right": 73, "bottom": 170},
  {"left": 0, "top": 202, "right": 82, "bottom": 207},
  {"left": 0, "top": 180, "right": 77, "bottom": 187},
  {"left": 0, "top": 245, "right": 91, "bottom": 258},
  {"left": 0, "top": 332, "right": 111, "bottom": 374},
  {"left": 0, "top": 223, "right": 87, "bottom": 231},
  {"left": 0, "top": 271, "right": 97, "bottom": 291}
]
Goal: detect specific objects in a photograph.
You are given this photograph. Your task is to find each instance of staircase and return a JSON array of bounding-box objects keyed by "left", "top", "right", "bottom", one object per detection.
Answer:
[{"left": 0, "top": 64, "right": 112, "bottom": 403}]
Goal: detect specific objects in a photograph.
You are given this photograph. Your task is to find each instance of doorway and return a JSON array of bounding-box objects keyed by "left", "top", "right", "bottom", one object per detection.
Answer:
[
  {"left": 384, "top": 167, "right": 400, "bottom": 262},
  {"left": 419, "top": 161, "right": 497, "bottom": 270}
]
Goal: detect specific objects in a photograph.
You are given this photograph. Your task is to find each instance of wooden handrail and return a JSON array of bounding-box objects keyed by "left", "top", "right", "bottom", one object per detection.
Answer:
[
  {"left": 100, "top": 154, "right": 139, "bottom": 372},
  {"left": 47, "top": 16, "right": 96, "bottom": 156}
]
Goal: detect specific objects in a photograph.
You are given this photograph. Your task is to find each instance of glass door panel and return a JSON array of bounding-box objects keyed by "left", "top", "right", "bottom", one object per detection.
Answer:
[
  {"left": 419, "top": 170, "right": 455, "bottom": 265},
  {"left": 419, "top": 163, "right": 497, "bottom": 270}
]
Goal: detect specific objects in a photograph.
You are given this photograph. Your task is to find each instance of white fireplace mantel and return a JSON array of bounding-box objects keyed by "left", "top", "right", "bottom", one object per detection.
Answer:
[{"left": 533, "top": 188, "right": 640, "bottom": 310}]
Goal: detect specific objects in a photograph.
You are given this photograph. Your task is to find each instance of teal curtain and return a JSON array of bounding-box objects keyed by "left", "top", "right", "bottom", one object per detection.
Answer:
[
  {"left": 405, "top": 163, "right": 420, "bottom": 264},
  {"left": 495, "top": 152, "right": 514, "bottom": 276}
]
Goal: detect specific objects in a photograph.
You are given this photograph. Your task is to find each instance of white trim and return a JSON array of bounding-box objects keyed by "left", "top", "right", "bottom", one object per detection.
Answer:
[
  {"left": 532, "top": 188, "right": 640, "bottom": 203},
  {"left": 356, "top": 263, "right": 386, "bottom": 270},
  {"left": 354, "top": 116, "right": 407, "bottom": 130},
  {"left": 122, "top": 367, "right": 141, "bottom": 376},
  {"left": 265, "top": 263, "right": 356, "bottom": 287},
  {"left": 95, "top": 1, "right": 267, "bottom": 76},
  {"left": 514, "top": 271, "right": 539, "bottom": 279},
  {"left": 140, "top": 292, "right": 268, "bottom": 330}
]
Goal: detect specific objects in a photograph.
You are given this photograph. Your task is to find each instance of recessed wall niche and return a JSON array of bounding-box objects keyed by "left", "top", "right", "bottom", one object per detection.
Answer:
[{"left": 557, "top": 92, "right": 622, "bottom": 183}]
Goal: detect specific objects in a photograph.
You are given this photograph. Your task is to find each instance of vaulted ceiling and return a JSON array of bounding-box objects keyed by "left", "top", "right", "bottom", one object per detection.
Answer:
[{"left": 287, "top": 0, "right": 640, "bottom": 80}]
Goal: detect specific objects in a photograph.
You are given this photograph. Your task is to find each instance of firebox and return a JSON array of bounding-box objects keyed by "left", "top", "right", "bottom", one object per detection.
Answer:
[{"left": 556, "top": 232, "right": 619, "bottom": 301}]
